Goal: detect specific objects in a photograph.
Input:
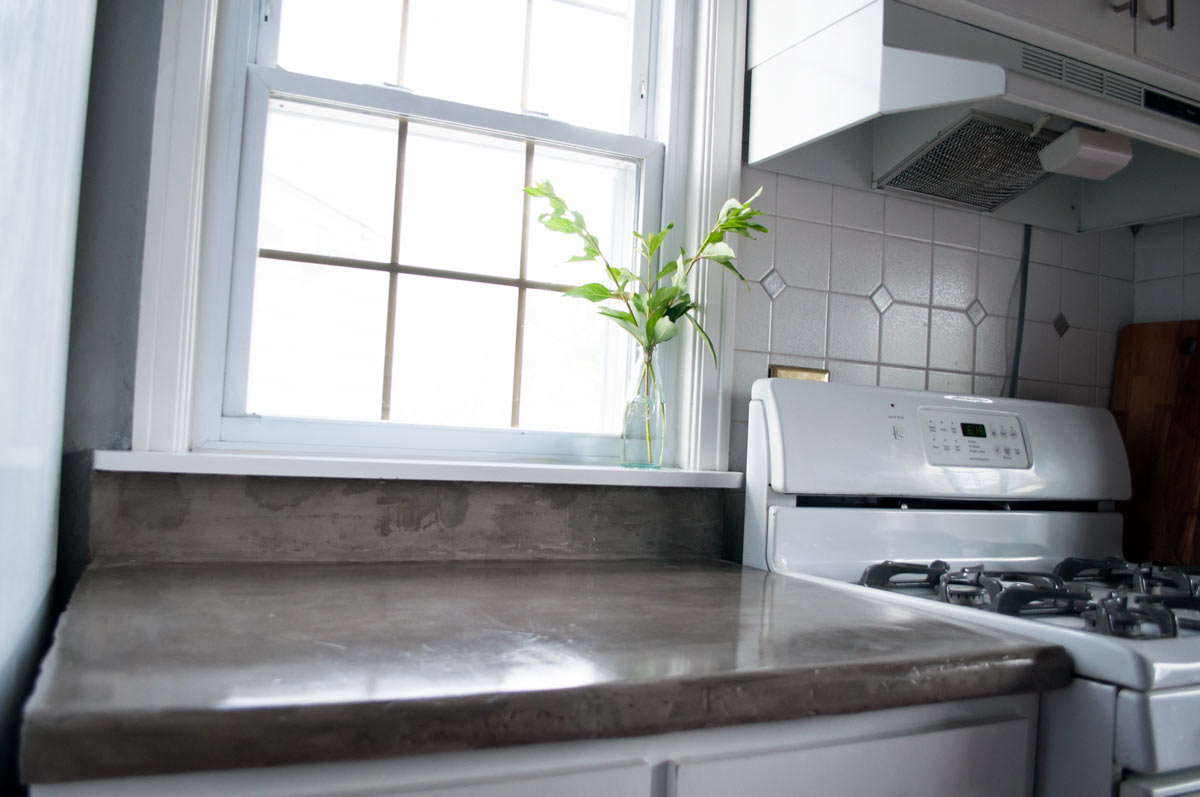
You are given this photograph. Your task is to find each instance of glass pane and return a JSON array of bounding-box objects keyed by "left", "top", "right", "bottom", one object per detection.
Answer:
[
  {"left": 403, "top": 0, "right": 526, "bottom": 111},
  {"left": 526, "top": 145, "right": 639, "bottom": 287},
  {"left": 527, "top": 0, "right": 635, "bottom": 133},
  {"left": 275, "top": 0, "right": 403, "bottom": 85},
  {"left": 398, "top": 123, "right": 525, "bottom": 278},
  {"left": 388, "top": 275, "right": 517, "bottom": 428},
  {"left": 519, "top": 288, "right": 628, "bottom": 434},
  {"left": 246, "top": 259, "right": 389, "bottom": 421},
  {"left": 258, "top": 100, "right": 398, "bottom": 262}
]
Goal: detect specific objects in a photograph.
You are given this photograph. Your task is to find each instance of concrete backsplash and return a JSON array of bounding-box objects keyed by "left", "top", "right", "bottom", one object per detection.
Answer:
[{"left": 87, "top": 472, "right": 727, "bottom": 563}]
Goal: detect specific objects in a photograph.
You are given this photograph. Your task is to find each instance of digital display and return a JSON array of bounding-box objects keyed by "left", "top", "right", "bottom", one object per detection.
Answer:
[{"left": 961, "top": 422, "right": 987, "bottom": 438}]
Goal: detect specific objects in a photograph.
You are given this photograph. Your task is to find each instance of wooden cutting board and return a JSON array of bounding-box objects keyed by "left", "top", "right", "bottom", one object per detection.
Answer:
[{"left": 1110, "top": 321, "right": 1200, "bottom": 565}]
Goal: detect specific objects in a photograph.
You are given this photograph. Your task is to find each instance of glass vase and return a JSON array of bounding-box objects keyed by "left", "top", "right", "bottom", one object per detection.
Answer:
[{"left": 621, "top": 346, "right": 665, "bottom": 468}]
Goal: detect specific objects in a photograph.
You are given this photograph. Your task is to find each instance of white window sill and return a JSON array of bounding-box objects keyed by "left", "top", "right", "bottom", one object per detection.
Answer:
[{"left": 91, "top": 451, "right": 744, "bottom": 489}]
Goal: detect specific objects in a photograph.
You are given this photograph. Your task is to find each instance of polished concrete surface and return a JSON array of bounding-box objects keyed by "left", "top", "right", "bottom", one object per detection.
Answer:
[{"left": 21, "top": 560, "right": 1071, "bottom": 782}]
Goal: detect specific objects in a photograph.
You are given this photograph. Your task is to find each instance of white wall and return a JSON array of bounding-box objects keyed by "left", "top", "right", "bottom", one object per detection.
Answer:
[
  {"left": 729, "top": 166, "right": 1136, "bottom": 472},
  {"left": 1131, "top": 217, "right": 1200, "bottom": 322},
  {"left": 0, "top": 0, "right": 97, "bottom": 788}
]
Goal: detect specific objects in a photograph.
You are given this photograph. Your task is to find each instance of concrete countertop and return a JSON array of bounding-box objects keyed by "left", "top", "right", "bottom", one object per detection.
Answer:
[{"left": 21, "top": 559, "right": 1072, "bottom": 783}]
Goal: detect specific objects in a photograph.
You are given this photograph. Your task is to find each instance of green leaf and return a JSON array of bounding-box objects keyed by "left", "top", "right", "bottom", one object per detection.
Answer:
[
  {"left": 631, "top": 292, "right": 647, "bottom": 315},
  {"left": 717, "top": 196, "right": 741, "bottom": 222},
  {"left": 568, "top": 254, "right": 597, "bottom": 263},
  {"left": 652, "top": 316, "right": 678, "bottom": 344},
  {"left": 665, "top": 301, "right": 693, "bottom": 322},
  {"left": 685, "top": 313, "right": 718, "bottom": 366},
  {"left": 564, "top": 283, "right": 615, "bottom": 302},
  {"left": 656, "top": 260, "right": 678, "bottom": 283},
  {"left": 610, "top": 317, "right": 647, "bottom": 346},
  {"left": 597, "top": 307, "right": 636, "bottom": 323},
  {"left": 542, "top": 215, "right": 580, "bottom": 234},
  {"left": 698, "top": 241, "right": 736, "bottom": 261},
  {"left": 649, "top": 285, "right": 680, "bottom": 310}
]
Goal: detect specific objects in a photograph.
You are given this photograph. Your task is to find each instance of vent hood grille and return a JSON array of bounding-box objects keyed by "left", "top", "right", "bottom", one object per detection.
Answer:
[
  {"left": 878, "top": 114, "right": 1054, "bottom": 211},
  {"left": 1019, "top": 46, "right": 1143, "bottom": 108}
]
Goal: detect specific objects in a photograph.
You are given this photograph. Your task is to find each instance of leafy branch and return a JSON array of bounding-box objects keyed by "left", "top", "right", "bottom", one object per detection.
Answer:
[{"left": 523, "top": 180, "right": 768, "bottom": 364}]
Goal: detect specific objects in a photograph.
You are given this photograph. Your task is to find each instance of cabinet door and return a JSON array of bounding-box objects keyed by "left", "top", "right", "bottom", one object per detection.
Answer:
[
  {"left": 968, "top": 0, "right": 1135, "bottom": 54},
  {"left": 669, "top": 717, "right": 1032, "bottom": 797},
  {"left": 1135, "top": 0, "right": 1200, "bottom": 79}
]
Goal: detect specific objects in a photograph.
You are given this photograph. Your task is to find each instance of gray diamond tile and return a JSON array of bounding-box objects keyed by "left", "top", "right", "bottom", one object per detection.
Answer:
[
  {"left": 967, "top": 299, "right": 986, "bottom": 326},
  {"left": 761, "top": 268, "right": 786, "bottom": 299},
  {"left": 871, "top": 285, "right": 893, "bottom": 313},
  {"left": 1053, "top": 312, "right": 1070, "bottom": 338}
]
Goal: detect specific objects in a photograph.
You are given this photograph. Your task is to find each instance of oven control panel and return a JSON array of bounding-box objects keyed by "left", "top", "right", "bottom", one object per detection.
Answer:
[{"left": 918, "top": 409, "right": 1030, "bottom": 468}]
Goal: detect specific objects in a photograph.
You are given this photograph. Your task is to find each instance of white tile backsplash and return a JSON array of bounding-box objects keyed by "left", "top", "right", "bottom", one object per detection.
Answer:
[
  {"left": 741, "top": 168, "right": 778, "bottom": 216},
  {"left": 1135, "top": 277, "right": 1183, "bottom": 322},
  {"left": 729, "top": 164, "right": 1136, "bottom": 454},
  {"left": 774, "top": 218, "right": 830, "bottom": 290},
  {"left": 1134, "top": 221, "right": 1183, "bottom": 280},
  {"left": 1132, "top": 217, "right": 1200, "bottom": 324}
]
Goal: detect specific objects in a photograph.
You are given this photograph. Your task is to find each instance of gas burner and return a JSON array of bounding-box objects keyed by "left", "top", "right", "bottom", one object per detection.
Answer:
[
  {"left": 857, "top": 560, "right": 950, "bottom": 589},
  {"left": 1054, "top": 556, "right": 1135, "bottom": 584},
  {"left": 936, "top": 566, "right": 1091, "bottom": 615},
  {"left": 1132, "top": 565, "right": 1195, "bottom": 598},
  {"left": 1083, "top": 594, "right": 1181, "bottom": 639},
  {"left": 1055, "top": 557, "right": 1199, "bottom": 598}
]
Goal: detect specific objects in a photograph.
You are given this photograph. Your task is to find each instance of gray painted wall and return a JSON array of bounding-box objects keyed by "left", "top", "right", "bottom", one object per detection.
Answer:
[
  {"left": 0, "top": 1, "right": 97, "bottom": 790},
  {"left": 59, "top": 0, "right": 163, "bottom": 607}
]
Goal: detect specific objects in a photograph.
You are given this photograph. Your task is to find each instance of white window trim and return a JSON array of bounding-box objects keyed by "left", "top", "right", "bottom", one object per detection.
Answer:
[{"left": 130, "top": 0, "right": 749, "bottom": 478}]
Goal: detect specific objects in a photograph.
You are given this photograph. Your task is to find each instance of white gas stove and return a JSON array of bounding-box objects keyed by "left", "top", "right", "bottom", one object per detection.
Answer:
[{"left": 743, "top": 379, "right": 1200, "bottom": 797}]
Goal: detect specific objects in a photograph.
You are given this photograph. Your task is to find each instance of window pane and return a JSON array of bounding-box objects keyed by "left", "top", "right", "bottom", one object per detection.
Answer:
[
  {"left": 403, "top": 0, "right": 526, "bottom": 111},
  {"left": 527, "top": 0, "right": 635, "bottom": 134},
  {"left": 519, "top": 289, "right": 628, "bottom": 434},
  {"left": 275, "top": 0, "right": 403, "bottom": 85},
  {"left": 246, "top": 260, "right": 389, "bottom": 421},
  {"left": 258, "top": 100, "right": 398, "bottom": 262},
  {"left": 526, "top": 145, "right": 639, "bottom": 286},
  {"left": 398, "top": 123, "right": 525, "bottom": 279},
  {"left": 388, "top": 275, "right": 517, "bottom": 428}
]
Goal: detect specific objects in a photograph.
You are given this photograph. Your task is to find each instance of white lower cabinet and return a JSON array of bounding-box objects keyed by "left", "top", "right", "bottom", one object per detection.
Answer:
[
  {"left": 31, "top": 694, "right": 1038, "bottom": 797},
  {"left": 668, "top": 717, "right": 1031, "bottom": 797}
]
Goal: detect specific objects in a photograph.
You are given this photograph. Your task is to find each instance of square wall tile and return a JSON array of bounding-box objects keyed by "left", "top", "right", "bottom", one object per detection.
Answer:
[
  {"left": 975, "top": 316, "right": 1015, "bottom": 376},
  {"left": 741, "top": 166, "right": 778, "bottom": 216},
  {"left": 978, "top": 253, "right": 1021, "bottom": 318},
  {"left": 929, "top": 309, "right": 975, "bottom": 372},
  {"left": 1018, "top": 380, "right": 1059, "bottom": 402},
  {"left": 1062, "top": 231, "right": 1099, "bottom": 273},
  {"left": 1135, "top": 221, "right": 1183, "bottom": 281},
  {"left": 1060, "top": 270, "right": 1099, "bottom": 330},
  {"left": 1185, "top": 275, "right": 1200, "bottom": 320},
  {"left": 879, "top": 366, "right": 926, "bottom": 390},
  {"left": 1025, "top": 263, "right": 1061, "bottom": 324},
  {"left": 1059, "top": 328, "right": 1097, "bottom": 386},
  {"left": 1098, "top": 227, "right": 1135, "bottom": 279},
  {"left": 881, "top": 303, "right": 930, "bottom": 367},
  {"left": 830, "top": 227, "right": 883, "bottom": 296},
  {"left": 1030, "top": 227, "right": 1062, "bottom": 266},
  {"left": 928, "top": 370, "right": 972, "bottom": 392},
  {"left": 932, "top": 246, "right": 977, "bottom": 310},
  {"left": 832, "top": 186, "right": 884, "bottom": 232},
  {"left": 828, "top": 360, "right": 878, "bottom": 386},
  {"left": 1098, "top": 277, "right": 1134, "bottom": 332},
  {"left": 827, "top": 294, "right": 880, "bottom": 362},
  {"left": 980, "top": 216, "right": 1024, "bottom": 258},
  {"left": 1096, "top": 331, "right": 1117, "bottom": 388},
  {"left": 1018, "top": 320, "right": 1060, "bottom": 382},
  {"left": 774, "top": 218, "right": 830, "bottom": 291},
  {"left": 731, "top": 350, "right": 769, "bottom": 422},
  {"left": 933, "top": 207, "right": 979, "bottom": 250},
  {"left": 973, "top": 375, "right": 1009, "bottom": 397},
  {"left": 734, "top": 280, "right": 770, "bottom": 352},
  {"left": 885, "top": 196, "right": 933, "bottom": 241},
  {"left": 1185, "top": 218, "right": 1200, "bottom": 275},
  {"left": 1058, "top": 384, "right": 1095, "bottom": 406},
  {"left": 735, "top": 220, "right": 775, "bottom": 281},
  {"left": 777, "top": 175, "right": 832, "bottom": 224},
  {"left": 728, "top": 420, "right": 749, "bottom": 472},
  {"left": 884, "top": 237, "right": 932, "bottom": 304},
  {"left": 770, "top": 287, "right": 828, "bottom": 357},
  {"left": 1135, "top": 277, "right": 1183, "bottom": 323}
]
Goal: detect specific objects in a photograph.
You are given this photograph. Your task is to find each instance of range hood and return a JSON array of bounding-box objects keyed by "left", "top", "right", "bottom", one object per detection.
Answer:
[{"left": 746, "top": 0, "right": 1200, "bottom": 232}]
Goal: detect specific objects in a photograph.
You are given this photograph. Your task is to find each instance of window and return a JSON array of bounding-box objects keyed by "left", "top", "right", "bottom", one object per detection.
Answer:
[{"left": 135, "top": 0, "right": 746, "bottom": 472}]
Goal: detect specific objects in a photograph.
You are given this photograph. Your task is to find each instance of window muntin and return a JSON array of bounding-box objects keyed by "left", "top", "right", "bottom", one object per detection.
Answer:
[{"left": 221, "top": 0, "right": 661, "bottom": 461}]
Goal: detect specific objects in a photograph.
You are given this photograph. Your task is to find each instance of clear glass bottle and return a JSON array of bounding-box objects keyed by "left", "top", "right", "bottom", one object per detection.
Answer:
[{"left": 621, "top": 346, "right": 665, "bottom": 468}]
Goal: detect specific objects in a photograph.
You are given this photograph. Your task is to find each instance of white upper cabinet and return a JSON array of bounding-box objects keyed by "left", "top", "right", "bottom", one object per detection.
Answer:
[{"left": 966, "top": 0, "right": 1200, "bottom": 79}]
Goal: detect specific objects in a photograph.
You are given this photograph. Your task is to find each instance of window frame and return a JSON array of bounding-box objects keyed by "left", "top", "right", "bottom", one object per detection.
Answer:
[{"left": 132, "top": 0, "right": 749, "bottom": 473}]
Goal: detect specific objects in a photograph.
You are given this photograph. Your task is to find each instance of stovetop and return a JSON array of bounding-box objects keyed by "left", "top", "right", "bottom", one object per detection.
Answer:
[{"left": 858, "top": 557, "right": 1200, "bottom": 640}]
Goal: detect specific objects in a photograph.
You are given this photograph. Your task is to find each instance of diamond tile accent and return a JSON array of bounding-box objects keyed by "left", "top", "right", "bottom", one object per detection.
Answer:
[
  {"left": 1052, "top": 312, "right": 1070, "bottom": 338},
  {"left": 761, "top": 268, "right": 786, "bottom": 299},
  {"left": 967, "top": 299, "right": 986, "bottom": 326},
  {"left": 871, "top": 285, "right": 893, "bottom": 313}
]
